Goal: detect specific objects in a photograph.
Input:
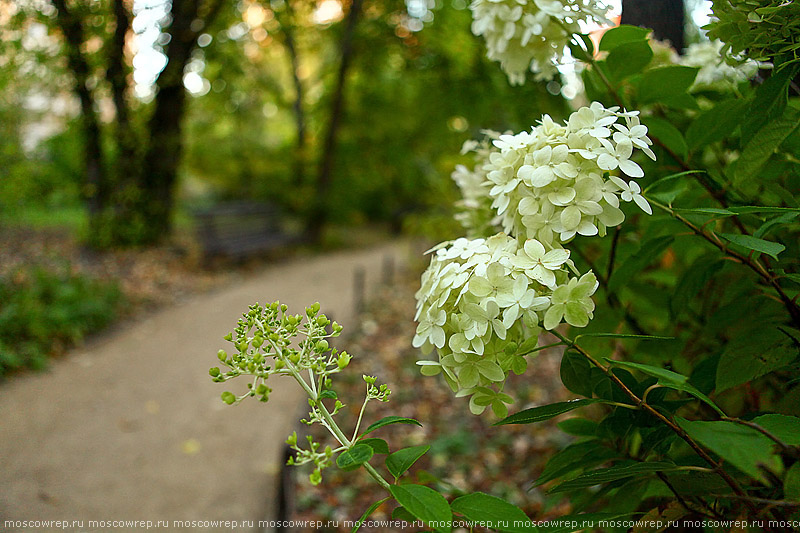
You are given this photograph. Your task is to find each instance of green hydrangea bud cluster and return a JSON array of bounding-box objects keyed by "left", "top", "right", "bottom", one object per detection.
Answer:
[
  {"left": 211, "top": 301, "right": 391, "bottom": 486},
  {"left": 211, "top": 301, "right": 345, "bottom": 404}
]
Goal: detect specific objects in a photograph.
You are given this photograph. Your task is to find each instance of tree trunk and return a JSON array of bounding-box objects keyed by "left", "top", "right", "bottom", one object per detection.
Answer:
[
  {"left": 104, "top": 0, "right": 144, "bottom": 245},
  {"left": 307, "top": 0, "right": 363, "bottom": 242},
  {"left": 281, "top": 1, "right": 308, "bottom": 193},
  {"left": 52, "top": 0, "right": 108, "bottom": 236},
  {"left": 136, "top": 0, "right": 224, "bottom": 243},
  {"left": 621, "top": 0, "right": 685, "bottom": 53}
]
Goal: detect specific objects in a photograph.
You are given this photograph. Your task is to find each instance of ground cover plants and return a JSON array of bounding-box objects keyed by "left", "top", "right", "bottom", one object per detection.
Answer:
[{"left": 213, "top": 1, "right": 800, "bottom": 530}]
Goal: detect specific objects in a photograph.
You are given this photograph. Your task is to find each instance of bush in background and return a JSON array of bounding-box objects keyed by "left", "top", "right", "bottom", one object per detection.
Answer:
[{"left": 0, "top": 265, "right": 122, "bottom": 375}]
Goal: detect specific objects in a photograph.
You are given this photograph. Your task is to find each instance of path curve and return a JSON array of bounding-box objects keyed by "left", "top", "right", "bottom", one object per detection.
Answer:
[{"left": 0, "top": 241, "right": 412, "bottom": 532}]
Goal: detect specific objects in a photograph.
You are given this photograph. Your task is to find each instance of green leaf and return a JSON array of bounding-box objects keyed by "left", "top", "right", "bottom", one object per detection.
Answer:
[
  {"left": 751, "top": 414, "right": 800, "bottom": 446},
  {"left": 535, "top": 440, "right": 619, "bottom": 487},
  {"left": 670, "top": 254, "right": 723, "bottom": 317},
  {"left": 754, "top": 212, "right": 800, "bottom": 238},
  {"left": 717, "top": 233, "right": 785, "bottom": 259},
  {"left": 517, "top": 336, "right": 541, "bottom": 354},
  {"left": 735, "top": 108, "right": 800, "bottom": 187},
  {"left": 336, "top": 444, "right": 374, "bottom": 472},
  {"left": 358, "top": 438, "right": 390, "bottom": 454},
  {"left": 557, "top": 418, "right": 598, "bottom": 436},
  {"left": 451, "top": 493, "right": 537, "bottom": 533},
  {"left": 676, "top": 418, "right": 782, "bottom": 483},
  {"left": 686, "top": 99, "right": 748, "bottom": 150},
  {"left": 729, "top": 206, "right": 800, "bottom": 215},
  {"left": 606, "top": 40, "right": 653, "bottom": 81},
  {"left": 606, "top": 359, "right": 725, "bottom": 415},
  {"left": 386, "top": 445, "right": 430, "bottom": 479},
  {"left": 599, "top": 24, "right": 650, "bottom": 51},
  {"left": 560, "top": 351, "right": 593, "bottom": 397},
  {"left": 782, "top": 273, "right": 800, "bottom": 285},
  {"left": 717, "top": 328, "right": 797, "bottom": 392},
  {"left": 643, "top": 170, "right": 700, "bottom": 203},
  {"left": 637, "top": 66, "right": 699, "bottom": 104},
  {"left": 741, "top": 63, "right": 800, "bottom": 144},
  {"left": 495, "top": 399, "right": 605, "bottom": 426},
  {"left": 785, "top": 462, "right": 800, "bottom": 501},
  {"left": 608, "top": 236, "right": 674, "bottom": 292},
  {"left": 575, "top": 333, "right": 675, "bottom": 341},
  {"left": 351, "top": 498, "right": 390, "bottom": 533},
  {"left": 476, "top": 359, "right": 506, "bottom": 381},
  {"left": 363, "top": 416, "right": 422, "bottom": 436},
  {"left": 643, "top": 117, "right": 687, "bottom": 160},
  {"left": 389, "top": 484, "right": 452, "bottom": 533},
  {"left": 661, "top": 92, "right": 700, "bottom": 110},
  {"left": 548, "top": 462, "right": 678, "bottom": 493},
  {"left": 644, "top": 170, "right": 704, "bottom": 193},
  {"left": 674, "top": 207, "right": 735, "bottom": 216},
  {"left": 318, "top": 390, "right": 338, "bottom": 399},
  {"left": 662, "top": 471, "right": 732, "bottom": 495},
  {"left": 391, "top": 506, "right": 416, "bottom": 523}
]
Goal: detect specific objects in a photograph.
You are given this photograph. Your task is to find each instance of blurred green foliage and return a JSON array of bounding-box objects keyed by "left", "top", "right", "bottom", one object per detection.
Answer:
[
  {"left": 0, "top": 266, "right": 122, "bottom": 375},
  {"left": 3, "top": 0, "right": 566, "bottom": 242}
]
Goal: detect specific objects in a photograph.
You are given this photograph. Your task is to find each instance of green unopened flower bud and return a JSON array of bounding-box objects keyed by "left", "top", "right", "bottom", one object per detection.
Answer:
[
  {"left": 223, "top": 333, "right": 233, "bottom": 342},
  {"left": 337, "top": 352, "right": 351, "bottom": 369},
  {"left": 221, "top": 391, "right": 236, "bottom": 405},
  {"left": 256, "top": 384, "right": 268, "bottom": 395},
  {"left": 252, "top": 336, "right": 264, "bottom": 348},
  {"left": 316, "top": 316, "right": 329, "bottom": 327},
  {"left": 281, "top": 304, "right": 288, "bottom": 312},
  {"left": 362, "top": 375, "right": 376, "bottom": 385},
  {"left": 275, "top": 360, "right": 285, "bottom": 369},
  {"left": 217, "top": 350, "right": 227, "bottom": 361},
  {"left": 209, "top": 367, "right": 221, "bottom": 377},
  {"left": 309, "top": 468, "right": 322, "bottom": 486},
  {"left": 315, "top": 340, "right": 329, "bottom": 352},
  {"left": 286, "top": 431, "right": 297, "bottom": 446}
]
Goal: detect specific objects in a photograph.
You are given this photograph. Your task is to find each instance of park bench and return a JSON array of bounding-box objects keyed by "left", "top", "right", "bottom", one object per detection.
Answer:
[{"left": 193, "top": 201, "right": 304, "bottom": 264}]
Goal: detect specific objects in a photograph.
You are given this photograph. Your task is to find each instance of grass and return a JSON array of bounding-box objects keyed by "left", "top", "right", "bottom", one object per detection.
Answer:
[{"left": 0, "top": 205, "right": 88, "bottom": 233}]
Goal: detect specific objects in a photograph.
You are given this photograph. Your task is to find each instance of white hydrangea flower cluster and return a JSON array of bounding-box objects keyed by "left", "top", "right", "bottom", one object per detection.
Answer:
[
  {"left": 413, "top": 233, "right": 598, "bottom": 414},
  {"left": 452, "top": 133, "right": 503, "bottom": 237},
  {"left": 470, "top": 0, "right": 610, "bottom": 84},
  {"left": 682, "top": 40, "right": 760, "bottom": 90},
  {"left": 414, "top": 102, "right": 656, "bottom": 415},
  {"left": 484, "top": 102, "right": 655, "bottom": 244}
]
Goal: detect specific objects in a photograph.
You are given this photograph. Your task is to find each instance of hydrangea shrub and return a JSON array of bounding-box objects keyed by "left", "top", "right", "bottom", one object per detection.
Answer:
[{"left": 213, "top": 1, "right": 800, "bottom": 530}]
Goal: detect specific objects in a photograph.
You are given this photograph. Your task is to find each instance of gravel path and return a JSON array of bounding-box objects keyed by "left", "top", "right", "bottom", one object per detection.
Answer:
[{"left": 0, "top": 242, "right": 411, "bottom": 533}]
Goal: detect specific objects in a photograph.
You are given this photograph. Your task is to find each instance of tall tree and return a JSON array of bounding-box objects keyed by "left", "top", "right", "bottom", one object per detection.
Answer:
[
  {"left": 621, "top": 0, "right": 685, "bottom": 53},
  {"left": 49, "top": 0, "right": 228, "bottom": 246},
  {"left": 308, "top": 0, "right": 363, "bottom": 242}
]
